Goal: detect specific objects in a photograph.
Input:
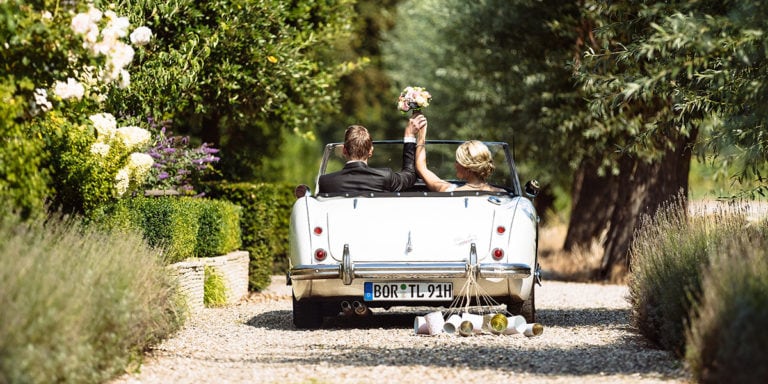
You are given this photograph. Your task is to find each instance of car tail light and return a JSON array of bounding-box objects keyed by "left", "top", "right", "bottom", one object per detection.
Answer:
[
  {"left": 313, "top": 226, "right": 323, "bottom": 235},
  {"left": 314, "top": 248, "right": 327, "bottom": 261},
  {"left": 492, "top": 248, "right": 504, "bottom": 260},
  {"left": 496, "top": 225, "right": 506, "bottom": 235}
]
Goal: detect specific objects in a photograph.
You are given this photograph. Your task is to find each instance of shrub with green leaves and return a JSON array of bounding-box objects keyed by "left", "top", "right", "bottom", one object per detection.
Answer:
[
  {"left": 94, "top": 195, "right": 242, "bottom": 263},
  {"left": 202, "top": 182, "right": 294, "bottom": 291},
  {"left": 203, "top": 266, "right": 228, "bottom": 307},
  {"left": 685, "top": 225, "right": 768, "bottom": 383},
  {"left": 0, "top": 211, "right": 184, "bottom": 384},
  {"left": 194, "top": 198, "right": 242, "bottom": 258},
  {"left": 1, "top": 1, "right": 157, "bottom": 217},
  {"left": 99, "top": 0, "right": 355, "bottom": 181},
  {"left": 628, "top": 199, "right": 751, "bottom": 355}
]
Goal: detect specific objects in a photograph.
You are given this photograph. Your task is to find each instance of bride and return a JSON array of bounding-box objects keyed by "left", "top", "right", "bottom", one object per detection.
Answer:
[{"left": 414, "top": 114, "right": 502, "bottom": 192}]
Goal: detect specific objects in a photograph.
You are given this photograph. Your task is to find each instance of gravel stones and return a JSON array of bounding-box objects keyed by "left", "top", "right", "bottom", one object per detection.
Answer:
[{"left": 110, "top": 279, "right": 689, "bottom": 384}]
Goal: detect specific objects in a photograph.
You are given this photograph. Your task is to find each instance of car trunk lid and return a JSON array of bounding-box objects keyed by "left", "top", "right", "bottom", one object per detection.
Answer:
[{"left": 324, "top": 196, "right": 498, "bottom": 263}]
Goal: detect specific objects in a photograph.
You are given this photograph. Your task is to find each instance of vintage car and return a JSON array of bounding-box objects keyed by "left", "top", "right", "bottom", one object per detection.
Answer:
[{"left": 288, "top": 139, "right": 541, "bottom": 329}]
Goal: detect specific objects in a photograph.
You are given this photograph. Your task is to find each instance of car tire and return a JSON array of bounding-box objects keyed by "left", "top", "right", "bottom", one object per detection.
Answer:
[
  {"left": 507, "top": 282, "right": 536, "bottom": 323},
  {"left": 292, "top": 294, "right": 323, "bottom": 329},
  {"left": 520, "top": 283, "right": 535, "bottom": 323}
]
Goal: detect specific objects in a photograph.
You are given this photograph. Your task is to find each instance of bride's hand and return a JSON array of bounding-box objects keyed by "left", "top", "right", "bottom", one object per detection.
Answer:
[{"left": 409, "top": 112, "right": 427, "bottom": 131}]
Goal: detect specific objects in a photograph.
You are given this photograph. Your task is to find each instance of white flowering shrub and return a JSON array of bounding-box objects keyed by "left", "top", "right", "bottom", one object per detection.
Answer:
[{"left": 1, "top": 1, "right": 155, "bottom": 216}]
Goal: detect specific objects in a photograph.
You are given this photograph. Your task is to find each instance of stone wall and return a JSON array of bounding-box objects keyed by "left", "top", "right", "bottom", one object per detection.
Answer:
[{"left": 168, "top": 250, "right": 250, "bottom": 313}]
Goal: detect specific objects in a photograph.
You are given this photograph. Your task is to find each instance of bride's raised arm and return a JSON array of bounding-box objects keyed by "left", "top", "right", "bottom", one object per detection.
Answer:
[{"left": 415, "top": 118, "right": 453, "bottom": 192}]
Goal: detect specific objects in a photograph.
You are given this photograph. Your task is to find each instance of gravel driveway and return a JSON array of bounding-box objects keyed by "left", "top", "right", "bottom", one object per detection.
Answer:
[{"left": 112, "top": 277, "right": 689, "bottom": 384}]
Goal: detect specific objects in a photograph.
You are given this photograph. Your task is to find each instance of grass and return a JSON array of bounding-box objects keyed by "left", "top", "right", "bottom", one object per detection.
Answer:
[
  {"left": 538, "top": 218, "right": 604, "bottom": 283},
  {"left": 0, "top": 211, "right": 185, "bottom": 384}
]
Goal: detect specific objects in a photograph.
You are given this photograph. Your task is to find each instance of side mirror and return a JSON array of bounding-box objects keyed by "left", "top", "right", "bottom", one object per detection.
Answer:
[
  {"left": 524, "top": 180, "right": 540, "bottom": 198},
  {"left": 294, "top": 184, "right": 310, "bottom": 199}
]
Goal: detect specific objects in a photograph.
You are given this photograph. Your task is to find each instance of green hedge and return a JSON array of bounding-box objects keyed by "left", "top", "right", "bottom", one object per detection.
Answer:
[
  {"left": 94, "top": 196, "right": 242, "bottom": 264},
  {"left": 201, "top": 182, "right": 294, "bottom": 291},
  {"left": 195, "top": 199, "right": 242, "bottom": 258}
]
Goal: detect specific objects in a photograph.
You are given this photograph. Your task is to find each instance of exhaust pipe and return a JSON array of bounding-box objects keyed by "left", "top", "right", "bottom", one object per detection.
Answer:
[
  {"left": 352, "top": 301, "right": 370, "bottom": 316},
  {"left": 340, "top": 301, "right": 353, "bottom": 316}
]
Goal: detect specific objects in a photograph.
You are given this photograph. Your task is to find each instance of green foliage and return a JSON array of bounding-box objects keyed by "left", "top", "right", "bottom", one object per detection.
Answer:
[
  {"left": 101, "top": 0, "right": 356, "bottom": 181},
  {"left": 203, "top": 266, "right": 228, "bottom": 307},
  {"left": 130, "top": 196, "right": 201, "bottom": 263},
  {"left": 628, "top": 199, "right": 754, "bottom": 355},
  {"left": 1, "top": 1, "right": 160, "bottom": 217},
  {"left": 194, "top": 198, "right": 242, "bottom": 258},
  {"left": 685, "top": 226, "right": 768, "bottom": 383},
  {"left": 384, "top": 0, "right": 582, "bottom": 190},
  {"left": 95, "top": 196, "right": 242, "bottom": 263},
  {"left": 579, "top": 1, "right": 768, "bottom": 193},
  {"left": 0, "top": 211, "right": 185, "bottom": 384},
  {"left": 43, "top": 113, "right": 126, "bottom": 216},
  {"left": 202, "top": 181, "right": 295, "bottom": 290},
  {"left": 0, "top": 79, "right": 50, "bottom": 219}
]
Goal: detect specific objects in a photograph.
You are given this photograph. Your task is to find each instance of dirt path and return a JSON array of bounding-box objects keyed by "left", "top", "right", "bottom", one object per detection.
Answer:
[{"left": 112, "top": 278, "right": 689, "bottom": 384}]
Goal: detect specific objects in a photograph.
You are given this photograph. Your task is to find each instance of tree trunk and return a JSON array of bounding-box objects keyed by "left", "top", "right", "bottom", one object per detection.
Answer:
[
  {"left": 596, "top": 129, "right": 696, "bottom": 281},
  {"left": 563, "top": 160, "right": 619, "bottom": 252}
]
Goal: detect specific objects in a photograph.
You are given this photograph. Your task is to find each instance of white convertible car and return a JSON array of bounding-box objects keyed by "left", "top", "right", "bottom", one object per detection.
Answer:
[{"left": 288, "top": 140, "right": 541, "bottom": 328}]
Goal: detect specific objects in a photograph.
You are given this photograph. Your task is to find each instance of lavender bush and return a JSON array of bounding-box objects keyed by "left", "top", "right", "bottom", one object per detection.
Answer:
[{"left": 144, "top": 122, "right": 220, "bottom": 195}]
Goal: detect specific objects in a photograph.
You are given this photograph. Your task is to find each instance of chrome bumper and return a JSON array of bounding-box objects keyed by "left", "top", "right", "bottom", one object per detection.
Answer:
[{"left": 290, "top": 244, "right": 531, "bottom": 285}]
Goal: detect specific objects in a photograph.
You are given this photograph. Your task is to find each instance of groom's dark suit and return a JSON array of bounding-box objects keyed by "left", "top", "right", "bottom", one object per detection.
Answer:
[{"left": 318, "top": 142, "right": 417, "bottom": 193}]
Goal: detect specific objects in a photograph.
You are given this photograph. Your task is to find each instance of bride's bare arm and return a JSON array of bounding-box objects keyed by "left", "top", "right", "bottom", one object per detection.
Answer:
[{"left": 415, "top": 121, "right": 452, "bottom": 192}]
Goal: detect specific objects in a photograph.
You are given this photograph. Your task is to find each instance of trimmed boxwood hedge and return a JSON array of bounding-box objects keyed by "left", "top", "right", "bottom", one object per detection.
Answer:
[
  {"left": 94, "top": 196, "right": 242, "bottom": 264},
  {"left": 201, "top": 182, "right": 294, "bottom": 291}
]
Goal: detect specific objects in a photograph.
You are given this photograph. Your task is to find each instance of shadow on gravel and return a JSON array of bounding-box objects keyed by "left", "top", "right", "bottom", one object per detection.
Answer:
[
  {"left": 247, "top": 307, "right": 631, "bottom": 330},
  {"left": 247, "top": 308, "right": 435, "bottom": 330},
  {"left": 538, "top": 308, "right": 630, "bottom": 327},
  {"left": 245, "top": 307, "right": 682, "bottom": 379}
]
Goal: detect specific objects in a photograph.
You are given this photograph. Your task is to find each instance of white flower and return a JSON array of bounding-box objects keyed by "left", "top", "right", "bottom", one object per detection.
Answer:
[
  {"left": 89, "top": 113, "right": 117, "bottom": 141},
  {"left": 118, "top": 69, "right": 130, "bottom": 89},
  {"left": 70, "top": 13, "right": 94, "bottom": 35},
  {"left": 104, "top": 11, "right": 130, "bottom": 37},
  {"left": 53, "top": 78, "right": 85, "bottom": 100},
  {"left": 33, "top": 88, "right": 52, "bottom": 112},
  {"left": 127, "top": 152, "right": 154, "bottom": 178},
  {"left": 130, "top": 26, "right": 153, "bottom": 46},
  {"left": 86, "top": 7, "right": 103, "bottom": 22},
  {"left": 115, "top": 168, "right": 130, "bottom": 196},
  {"left": 90, "top": 142, "right": 111, "bottom": 157},
  {"left": 109, "top": 42, "right": 135, "bottom": 70},
  {"left": 84, "top": 24, "right": 100, "bottom": 45},
  {"left": 41, "top": 11, "right": 52, "bottom": 21},
  {"left": 116, "top": 126, "right": 151, "bottom": 150}
]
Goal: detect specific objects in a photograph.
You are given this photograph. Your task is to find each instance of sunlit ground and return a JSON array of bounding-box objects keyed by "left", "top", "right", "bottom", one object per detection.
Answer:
[{"left": 538, "top": 158, "right": 768, "bottom": 284}]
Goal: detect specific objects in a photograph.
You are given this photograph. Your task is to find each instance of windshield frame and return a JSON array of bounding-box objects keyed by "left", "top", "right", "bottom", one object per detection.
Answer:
[{"left": 316, "top": 140, "right": 523, "bottom": 196}]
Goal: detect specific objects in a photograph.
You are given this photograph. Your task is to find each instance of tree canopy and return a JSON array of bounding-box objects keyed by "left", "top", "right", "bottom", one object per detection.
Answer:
[
  {"left": 382, "top": 0, "right": 768, "bottom": 279},
  {"left": 100, "top": 0, "right": 357, "bottom": 181}
]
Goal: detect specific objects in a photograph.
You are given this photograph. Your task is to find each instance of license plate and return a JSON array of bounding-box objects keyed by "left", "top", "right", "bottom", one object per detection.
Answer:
[{"left": 363, "top": 282, "right": 453, "bottom": 301}]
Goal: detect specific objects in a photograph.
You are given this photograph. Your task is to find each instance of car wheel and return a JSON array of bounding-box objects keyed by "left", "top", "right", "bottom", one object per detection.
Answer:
[
  {"left": 292, "top": 294, "right": 323, "bottom": 329},
  {"left": 507, "top": 282, "right": 536, "bottom": 323},
  {"left": 520, "top": 283, "right": 535, "bottom": 323}
]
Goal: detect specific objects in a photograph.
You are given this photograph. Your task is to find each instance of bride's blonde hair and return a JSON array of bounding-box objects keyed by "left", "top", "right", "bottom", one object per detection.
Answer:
[{"left": 455, "top": 140, "right": 495, "bottom": 180}]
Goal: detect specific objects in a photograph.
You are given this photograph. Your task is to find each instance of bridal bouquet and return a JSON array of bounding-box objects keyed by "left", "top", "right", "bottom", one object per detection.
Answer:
[{"left": 398, "top": 86, "right": 432, "bottom": 114}]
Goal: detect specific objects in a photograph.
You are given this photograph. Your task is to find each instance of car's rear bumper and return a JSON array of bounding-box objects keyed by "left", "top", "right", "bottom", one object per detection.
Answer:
[{"left": 290, "top": 261, "right": 531, "bottom": 282}]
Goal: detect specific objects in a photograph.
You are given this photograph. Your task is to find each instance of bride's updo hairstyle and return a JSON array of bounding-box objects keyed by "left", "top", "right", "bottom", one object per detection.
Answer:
[{"left": 455, "top": 140, "right": 495, "bottom": 180}]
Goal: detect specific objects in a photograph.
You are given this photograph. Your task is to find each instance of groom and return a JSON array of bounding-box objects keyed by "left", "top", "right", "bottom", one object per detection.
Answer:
[{"left": 318, "top": 112, "right": 427, "bottom": 193}]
